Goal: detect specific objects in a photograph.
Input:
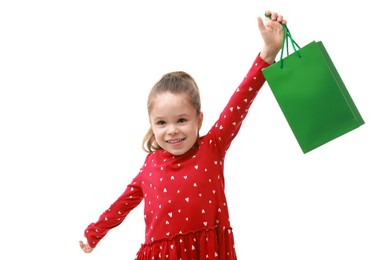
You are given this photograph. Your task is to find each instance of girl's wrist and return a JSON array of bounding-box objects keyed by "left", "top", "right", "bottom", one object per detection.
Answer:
[{"left": 260, "top": 48, "right": 278, "bottom": 64}]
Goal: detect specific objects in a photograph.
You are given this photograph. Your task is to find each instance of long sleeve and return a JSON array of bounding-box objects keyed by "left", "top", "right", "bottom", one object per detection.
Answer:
[
  {"left": 84, "top": 180, "right": 144, "bottom": 248},
  {"left": 207, "top": 53, "right": 270, "bottom": 154}
]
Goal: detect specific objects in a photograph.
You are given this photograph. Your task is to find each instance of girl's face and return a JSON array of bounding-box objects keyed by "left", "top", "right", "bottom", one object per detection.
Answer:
[{"left": 149, "top": 92, "right": 203, "bottom": 156}]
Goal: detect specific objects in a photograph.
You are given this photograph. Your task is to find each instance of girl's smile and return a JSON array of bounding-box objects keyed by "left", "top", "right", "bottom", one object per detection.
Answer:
[{"left": 166, "top": 138, "right": 185, "bottom": 144}]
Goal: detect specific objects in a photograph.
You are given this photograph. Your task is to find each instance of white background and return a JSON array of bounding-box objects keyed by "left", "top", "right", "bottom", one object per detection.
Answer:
[{"left": 1, "top": 0, "right": 389, "bottom": 259}]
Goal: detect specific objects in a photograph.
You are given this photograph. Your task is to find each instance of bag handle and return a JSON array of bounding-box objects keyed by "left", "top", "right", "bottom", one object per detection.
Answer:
[{"left": 265, "top": 13, "right": 301, "bottom": 68}]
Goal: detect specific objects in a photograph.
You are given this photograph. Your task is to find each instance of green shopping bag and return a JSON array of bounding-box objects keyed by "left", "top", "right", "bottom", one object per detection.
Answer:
[{"left": 262, "top": 23, "right": 364, "bottom": 153}]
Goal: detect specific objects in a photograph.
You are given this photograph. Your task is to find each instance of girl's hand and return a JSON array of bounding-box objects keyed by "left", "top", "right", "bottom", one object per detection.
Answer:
[
  {"left": 79, "top": 240, "right": 94, "bottom": 253},
  {"left": 257, "top": 10, "right": 287, "bottom": 64}
]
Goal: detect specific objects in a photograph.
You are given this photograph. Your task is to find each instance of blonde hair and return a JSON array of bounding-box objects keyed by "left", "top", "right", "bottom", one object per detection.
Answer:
[{"left": 142, "top": 71, "right": 201, "bottom": 153}]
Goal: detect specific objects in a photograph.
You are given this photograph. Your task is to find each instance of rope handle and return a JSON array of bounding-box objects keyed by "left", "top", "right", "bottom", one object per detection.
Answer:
[{"left": 265, "top": 13, "right": 301, "bottom": 68}]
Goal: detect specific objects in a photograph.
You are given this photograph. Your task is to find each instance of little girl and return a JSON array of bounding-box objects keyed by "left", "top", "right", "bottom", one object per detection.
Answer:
[{"left": 80, "top": 10, "right": 287, "bottom": 259}]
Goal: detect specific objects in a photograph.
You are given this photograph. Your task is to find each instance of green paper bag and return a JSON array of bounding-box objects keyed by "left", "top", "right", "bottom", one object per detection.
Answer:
[{"left": 262, "top": 25, "right": 364, "bottom": 153}]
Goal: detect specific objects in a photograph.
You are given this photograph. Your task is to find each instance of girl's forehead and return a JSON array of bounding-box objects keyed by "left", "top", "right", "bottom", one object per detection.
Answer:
[
  {"left": 152, "top": 92, "right": 190, "bottom": 105},
  {"left": 150, "top": 93, "right": 195, "bottom": 115}
]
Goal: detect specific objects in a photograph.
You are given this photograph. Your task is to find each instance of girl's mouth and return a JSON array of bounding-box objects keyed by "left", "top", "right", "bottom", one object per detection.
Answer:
[{"left": 167, "top": 138, "right": 185, "bottom": 144}]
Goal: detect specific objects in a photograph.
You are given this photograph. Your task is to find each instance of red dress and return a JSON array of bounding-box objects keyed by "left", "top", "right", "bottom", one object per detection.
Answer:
[{"left": 84, "top": 54, "right": 269, "bottom": 259}]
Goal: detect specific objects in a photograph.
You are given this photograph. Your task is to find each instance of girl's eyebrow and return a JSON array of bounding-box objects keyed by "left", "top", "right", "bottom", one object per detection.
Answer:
[
  {"left": 153, "top": 113, "right": 190, "bottom": 119},
  {"left": 152, "top": 117, "right": 165, "bottom": 122}
]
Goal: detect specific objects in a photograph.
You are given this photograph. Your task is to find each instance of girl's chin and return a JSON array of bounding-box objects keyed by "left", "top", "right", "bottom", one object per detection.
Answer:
[{"left": 166, "top": 146, "right": 191, "bottom": 156}]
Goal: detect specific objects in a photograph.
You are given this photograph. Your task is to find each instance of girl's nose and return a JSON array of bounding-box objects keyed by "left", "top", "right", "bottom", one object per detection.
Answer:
[{"left": 168, "top": 125, "right": 178, "bottom": 135}]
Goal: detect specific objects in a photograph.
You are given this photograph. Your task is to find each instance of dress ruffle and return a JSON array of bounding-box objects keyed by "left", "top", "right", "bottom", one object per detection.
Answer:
[{"left": 135, "top": 226, "right": 237, "bottom": 260}]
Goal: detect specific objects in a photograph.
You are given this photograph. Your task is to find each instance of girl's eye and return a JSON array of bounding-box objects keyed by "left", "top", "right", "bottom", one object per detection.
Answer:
[
  {"left": 156, "top": 120, "right": 166, "bottom": 126},
  {"left": 178, "top": 118, "right": 187, "bottom": 123}
]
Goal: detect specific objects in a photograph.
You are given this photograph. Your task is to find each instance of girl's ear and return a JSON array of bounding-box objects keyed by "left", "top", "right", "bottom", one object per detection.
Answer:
[{"left": 197, "top": 112, "right": 204, "bottom": 129}]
